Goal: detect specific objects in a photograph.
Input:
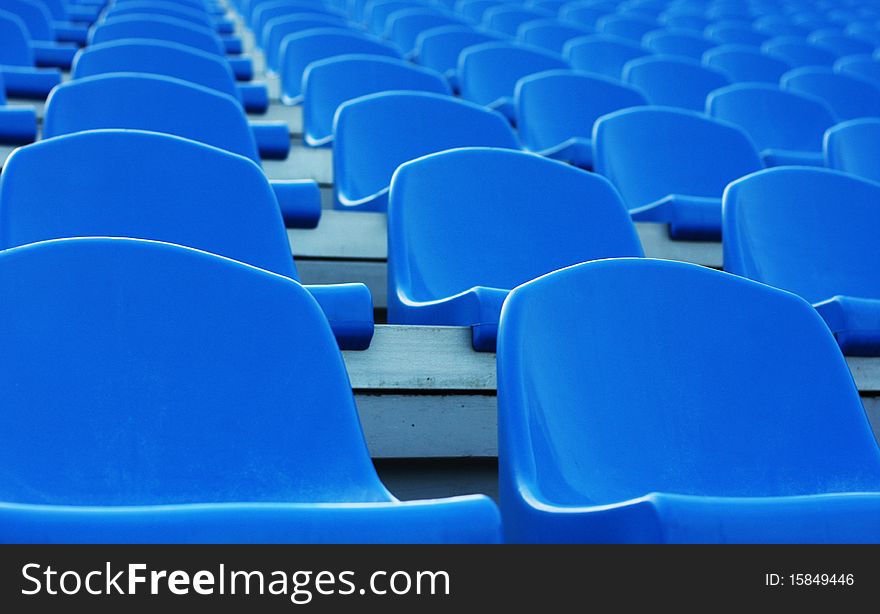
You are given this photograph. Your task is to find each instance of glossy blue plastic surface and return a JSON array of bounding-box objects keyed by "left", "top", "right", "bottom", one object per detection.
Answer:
[
  {"left": 253, "top": 0, "right": 346, "bottom": 43},
  {"left": 516, "top": 69, "right": 647, "bottom": 168},
  {"left": 559, "top": 1, "right": 609, "bottom": 28},
  {"left": 0, "top": 9, "right": 32, "bottom": 65},
  {"left": 706, "top": 83, "right": 837, "bottom": 166},
  {"left": 623, "top": 55, "right": 730, "bottom": 112},
  {"left": 498, "top": 258, "right": 880, "bottom": 543},
  {"left": 280, "top": 28, "right": 401, "bottom": 103},
  {"left": 702, "top": 44, "right": 793, "bottom": 83},
  {"left": 824, "top": 117, "right": 880, "bottom": 182},
  {"left": 724, "top": 166, "right": 880, "bottom": 355},
  {"left": 781, "top": 66, "right": 880, "bottom": 120},
  {"left": 90, "top": 14, "right": 226, "bottom": 55},
  {"left": 303, "top": 54, "right": 450, "bottom": 146},
  {"left": 458, "top": 42, "right": 568, "bottom": 121},
  {"left": 262, "top": 15, "right": 350, "bottom": 73},
  {"left": 0, "top": 237, "right": 495, "bottom": 543},
  {"left": 517, "top": 19, "right": 591, "bottom": 54},
  {"left": 596, "top": 12, "right": 657, "bottom": 41},
  {"left": 593, "top": 106, "right": 763, "bottom": 240},
  {"left": 835, "top": 54, "right": 880, "bottom": 88},
  {"left": 0, "top": 130, "right": 370, "bottom": 349},
  {"left": 387, "top": 148, "right": 643, "bottom": 350},
  {"left": 105, "top": 1, "right": 232, "bottom": 33},
  {"left": 365, "top": 0, "right": 430, "bottom": 34},
  {"left": 809, "top": 29, "right": 874, "bottom": 57},
  {"left": 385, "top": 7, "right": 464, "bottom": 54},
  {"left": 642, "top": 28, "right": 714, "bottom": 59},
  {"left": 705, "top": 21, "right": 769, "bottom": 46},
  {"left": 333, "top": 91, "right": 519, "bottom": 212},
  {"left": 482, "top": 5, "right": 550, "bottom": 37},
  {"left": 762, "top": 35, "right": 838, "bottom": 67},
  {"left": 0, "top": 0, "right": 77, "bottom": 69},
  {"left": 455, "top": 0, "right": 502, "bottom": 23},
  {"left": 413, "top": 25, "right": 499, "bottom": 85},
  {"left": 563, "top": 34, "right": 651, "bottom": 79}
]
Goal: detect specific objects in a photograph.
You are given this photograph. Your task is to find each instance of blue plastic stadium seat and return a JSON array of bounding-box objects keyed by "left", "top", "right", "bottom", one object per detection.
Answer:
[
  {"left": 262, "top": 14, "right": 351, "bottom": 74},
  {"left": 659, "top": 12, "right": 710, "bottom": 32},
  {"left": 42, "top": 74, "right": 320, "bottom": 228},
  {"left": 724, "top": 167, "right": 880, "bottom": 356},
  {"left": 824, "top": 118, "right": 880, "bottom": 183},
  {"left": 458, "top": 41, "right": 568, "bottom": 121},
  {"left": 753, "top": 14, "right": 809, "bottom": 38},
  {"left": 455, "top": 0, "right": 503, "bottom": 24},
  {"left": 593, "top": 106, "right": 763, "bottom": 240},
  {"left": 71, "top": 40, "right": 269, "bottom": 114},
  {"left": 0, "top": 237, "right": 498, "bottom": 543},
  {"left": 835, "top": 54, "right": 880, "bottom": 88},
  {"left": 809, "top": 29, "right": 875, "bottom": 57},
  {"left": 529, "top": 0, "right": 566, "bottom": 13},
  {"left": 706, "top": 83, "right": 836, "bottom": 166},
  {"left": 702, "top": 44, "right": 793, "bottom": 83},
  {"left": 762, "top": 36, "right": 837, "bottom": 67},
  {"left": 847, "top": 22, "right": 880, "bottom": 46},
  {"left": 704, "top": 20, "right": 769, "bottom": 46},
  {"left": 104, "top": 1, "right": 234, "bottom": 35},
  {"left": 303, "top": 54, "right": 450, "bottom": 146},
  {"left": 364, "top": 0, "right": 429, "bottom": 35},
  {"left": 0, "top": 73, "right": 37, "bottom": 144},
  {"left": 782, "top": 66, "right": 880, "bottom": 120},
  {"left": 388, "top": 147, "right": 643, "bottom": 350},
  {"left": 516, "top": 69, "right": 647, "bottom": 168},
  {"left": 622, "top": 56, "right": 730, "bottom": 112},
  {"left": 252, "top": 0, "right": 346, "bottom": 44},
  {"left": 413, "top": 25, "right": 499, "bottom": 88},
  {"left": 595, "top": 13, "right": 657, "bottom": 42},
  {"left": 0, "top": 0, "right": 77, "bottom": 69},
  {"left": 333, "top": 91, "right": 519, "bottom": 212},
  {"left": 279, "top": 28, "right": 401, "bottom": 103},
  {"left": 517, "top": 19, "right": 591, "bottom": 54},
  {"left": 564, "top": 33, "right": 650, "bottom": 79},
  {"left": 385, "top": 7, "right": 465, "bottom": 56},
  {"left": 482, "top": 5, "right": 550, "bottom": 37},
  {"left": 559, "top": 0, "right": 612, "bottom": 29},
  {"left": 498, "top": 257, "right": 880, "bottom": 543},
  {"left": 642, "top": 28, "right": 714, "bottom": 59},
  {"left": 0, "top": 9, "right": 62, "bottom": 97}
]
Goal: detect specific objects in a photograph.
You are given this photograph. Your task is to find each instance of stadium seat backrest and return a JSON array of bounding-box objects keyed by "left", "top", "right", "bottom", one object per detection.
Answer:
[
  {"left": 333, "top": 91, "right": 519, "bottom": 208},
  {"left": 723, "top": 166, "right": 880, "bottom": 304},
  {"left": 0, "top": 237, "right": 389, "bottom": 506},
  {"left": 104, "top": 1, "right": 216, "bottom": 30},
  {"left": 385, "top": 8, "right": 464, "bottom": 53},
  {"left": 564, "top": 34, "right": 651, "bottom": 79},
  {"left": 388, "top": 147, "right": 643, "bottom": 314},
  {"left": 622, "top": 55, "right": 729, "bottom": 111},
  {"left": 0, "top": 9, "right": 34, "bottom": 66},
  {"left": 263, "top": 15, "right": 350, "bottom": 73},
  {"left": 762, "top": 36, "right": 837, "bottom": 67},
  {"left": 595, "top": 13, "right": 657, "bottom": 42},
  {"left": 642, "top": 28, "right": 714, "bottom": 59},
  {"left": 781, "top": 66, "right": 880, "bottom": 120},
  {"left": 593, "top": 106, "right": 763, "bottom": 210},
  {"left": 753, "top": 14, "right": 809, "bottom": 37},
  {"left": 455, "top": 0, "right": 503, "bottom": 23},
  {"left": 517, "top": 19, "right": 590, "bottom": 54},
  {"left": 482, "top": 5, "right": 550, "bottom": 37},
  {"left": 809, "top": 29, "right": 874, "bottom": 57},
  {"left": 90, "top": 14, "right": 225, "bottom": 56},
  {"left": 704, "top": 20, "right": 769, "bottom": 46},
  {"left": 414, "top": 25, "right": 499, "bottom": 76},
  {"left": 559, "top": 2, "right": 609, "bottom": 29},
  {"left": 42, "top": 73, "right": 260, "bottom": 163},
  {"left": 824, "top": 117, "right": 880, "bottom": 183},
  {"left": 253, "top": 0, "right": 346, "bottom": 42},
  {"left": 702, "top": 44, "right": 793, "bottom": 83},
  {"left": 0, "top": 0, "right": 53, "bottom": 41},
  {"left": 835, "top": 54, "right": 880, "bottom": 88}
]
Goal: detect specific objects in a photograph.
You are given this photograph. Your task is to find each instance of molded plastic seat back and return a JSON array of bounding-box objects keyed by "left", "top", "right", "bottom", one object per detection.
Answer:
[
  {"left": 723, "top": 167, "right": 880, "bottom": 304},
  {"left": 702, "top": 44, "right": 793, "bottom": 83},
  {"left": 564, "top": 34, "right": 651, "bottom": 79},
  {"left": 386, "top": 8, "right": 464, "bottom": 54},
  {"left": 72, "top": 39, "right": 239, "bottom": 100},
  {"left": 705, "top": 21, "right": 769, "bottom": 46},
  {"left": 835, "top": 55, "right": 880, "bottom": 88},
  {"left": 0, "top": 9, "right": 34, "bottom": 66},
  {"left": 593, "top": 107, "right": 762, "bottom": 211},
  {"left": 253, "top": 1, "right": 346, "bottom": 42},
  {"left": 782, "top": 66, "right": 880, "bottom": 120},
  {"left": 498, "top": 258, "right": 880, "bottom": 533},
  {"left": 642, "top": 28, "right": 714, "bottom": 59},
  {"left": 262, "top": 15, "right": 350, "bottom": 73},
  {"left": 0, "top": 0, "right": 53, "bottom": 42},
  {"left": 414, "top": 25, "right": 499, "bottom": 77},
  {"left": 0, "top": 237, "right": 389, "bottom": 506},
  {"left": 0, "top": 130, "right": 295, "bottom": 278},
  {"left": 559, "top": 2, "right": 609, "bottom": 29},
  {"left": 104, "top": 2, "right": 218, "bottom": 30},
  {"left": 42, "top": 74, "right": 260, "bottom": 163},
  {"left": 518, "top": 20, "right": 591, "bottom": 54},
  {"left": 303, "top": 54, "right": 450, "bottom": 146},
  {"left": 482, "top": 5, "right": 550, "bottom": 37},
  {"left": 596, "top": 13, "right": 657, "bottom": 41},
  {"left": 90, "top": 14, "right": 226, "bottom": 56},
  {"left": 623, "top": 56, "right": 729, "bottom": 111},
  {"left": 810, "top": 30, "right": 874, "bottom": 57},
  {"left": 333, "top": 91, "right": 519, "bottom": 210},
  {"left": 824, "top": 118, "right": 880, "bottom": 182},
  {"left": 762, "top": 36, "right": 837, "bottom": 67}
]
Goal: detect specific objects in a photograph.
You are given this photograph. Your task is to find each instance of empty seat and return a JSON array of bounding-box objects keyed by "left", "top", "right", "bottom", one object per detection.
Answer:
[
  {"left": 498, "top": 257, "right": 880, "bottom": 543},
  {"left": 642, "top": 28, "right": 714, "bottom": 59},
  {"left": 455, "top": 0, "right": 504, "bottom": 23},
  {"left": 595, "top": 13, "right": 657, "bottom": 42},
  {"left": 105, "top": 1, "right": 233, "bottom": 35},
  {"left": 753, "top": 14, "right": 809, "bottom": 38},
  {"left": 458, "top": 41, "right": 568, "bottom": 121},
  {"left": 623, "top": 56, "right": 729, "bottom": 112},
  {"left": 482, "top": 5, "right": 550, "bottom": 37},
  {"left": 702, "top": 44, "right": 793, "bottom": 83},
  {"left": 0, "top": 72, "right": 37, "bottom": 144},
  {"left": 385, "top": 7, "right": 465, "bottom": 55},
  {"left": 706, "top": 83, "right": 836, "bottom": 166},
  {"left": 824, "top": 117, "right": 880, "bottom": 183},
  {"left": 834, "top": 54, "right": 880, "bottom": 88},
  {"left": 0, "top": 0, "right": 77, "bottom": 69},
  {"left": 809, "top": 29, "right": 875, "bottom": 57},
  {"left": 0, "top": 237, "right": 498, "bottom": 543},
  {"left": 516, "top": 69, "right": 647, "bottom": 168},
  {"left": 413, "top": 25, "right": 499, "bottom": 87},
  {"left": 302, "top": 54, "right": 450, "bottom": 146},
  {"left": 564, "top": 34, "right": 651, "bottom": 79},
  {"left": 280, "top": 28, "right": 401, "bottom": 103},
  {"left": 593, "top": 106, "right": 763, "bottom": 239},
  {"left": 846, "top": 22, "right": 880, "bottom": 46},
  {"left": 559, "top": 0, "right": 612, "bottom": 29},
  {"left": 0, "top": 9, "right": 61, "bottom": 97},
  {"left": 762, "top": 36, "right": 837, "bottom": 67},
  {"left": 388, "top": 147, "right": 643, "bottom": 350},
  {"left": 782, "top": 66, "right": 880, "bottom": 120},
  {"left": 333, "top": 91, "right": 519, "bottom": 211},
  {"left": 364, "top": 0, "right": 430, "bottom": 34},
  {"left": 252, "top": 1, "right": 346, "bottom": 43},
  {"left": 517, "top": 19, "right": 591, "bottom": 54},
  {"left": 262, "top": 14, "right": 350, "bottom": 74},
  {"left": 724, "top": 167, "right": 880, "bottom": 355},
  {"left": 659, "top": 12, "right": 710, "bottom": 32},
  {"left": 705, "top": 20, "right": 769, "bottom": 46}
]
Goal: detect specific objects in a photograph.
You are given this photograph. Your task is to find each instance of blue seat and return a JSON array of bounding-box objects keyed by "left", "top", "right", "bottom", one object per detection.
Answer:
[
  {"left": 704, "top": 20, "right": 769, "bottom": 46},
  {"left": 262, "top": 15, "right": 350, "bottom": 74},
  {"left": 782, "top": 66, "right": 880, "bottom": 120},
  {"left": 702, "top": 44, "right": 793, "bottom": 83},
  {"left": 482, "top": 5, "right": 550, "bottom": 37},
  {"left": 333, "top": 91, "right": 519, "bottom": 211},
  {"left": 824, "top": 118, "right": 880, "bottom": 183},
  {"left": 279, "top": 28, "right": 401, "bottom": 103},
  {"left": 595, "top": 13, "right": 657, "bottom": 42},
  {"left": 364, "top": 0, "right": 429, "bottom": 35},
  {"left": 0, "top": 72, "right": 37, "bottom": 144},
  {"left": 252, "top": 0, "right": 346, "bottom": 43},
  {"left": 847, "top": 22, "right": 880, "bottom": 46},
  {"left": 559, "top": 0, "right": 612, "bottom": 29},
  {"left": 71, "top": 40, "right": 269, "bottom": 114},
  {"left": 517, "top": 19, "right": 591, "bottom": 54},
  {"left": 563, "top": 34, "right": 651, "bottom": 79},
  {"left": 724, "top": 167, "right": 880, "bottom": 356},
  {"left": 835, "top": 54, "right": 880, "bottom": 88},
  {"left": 659, "top": 12, "right": 710, "bottom": 32},
  {"left": 385, "top": 7, "right": 465, "bottom": 55},
  {"left": 458, "top": 41, "right": 568, "bottom": 121},
  {"left": 388, "top": 147, "right": 643, "bottom": 350},
  {"left": 0, "top": 0, "right": 77, "bottom": 69},
  {"left": 0, "top": 237, "right": 497, "bottom": 543},
  {"left": 762, "top": 36, "right": 837, "bottom": 67},
  {"left": 706, "top": 83, "right": 836, "bottom": 166},
  {"left": 642, "top": 28, "right": 714, "bottom": 59},
  {"left": 593, "top": 106, "right": 763, "bottom": 239},
  {"left": 516, "top": 69, "right": 647, "bottom": 168},
  {"left": 20, "top": 0, "right": 88, "bottom": 44},
  {"left": 455, "top": 0, "right": 503, "bottom": 24},
  {"left": 498, "top": 257, "right": 880, "bottom": 543},
  {"left": 809, "top": 29, "right": 875, "bottom": 57},
  {"left": 753, "top": 14, "right": 809, "bottom": 38},
  {"left": 413, "top": 25, "right": 499, "bottom": 88},
  {"left": 303, "top": 54, "right": 450, "bottom": 146},
  {"left": 104, "top": 1, "right": 235, "bottom": 35},
  {"left": 622, "top": 56, "right": 730, "bottom": 112},
  {"left": 0, "top": 9, "right": 62, "bottom": 97}
]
